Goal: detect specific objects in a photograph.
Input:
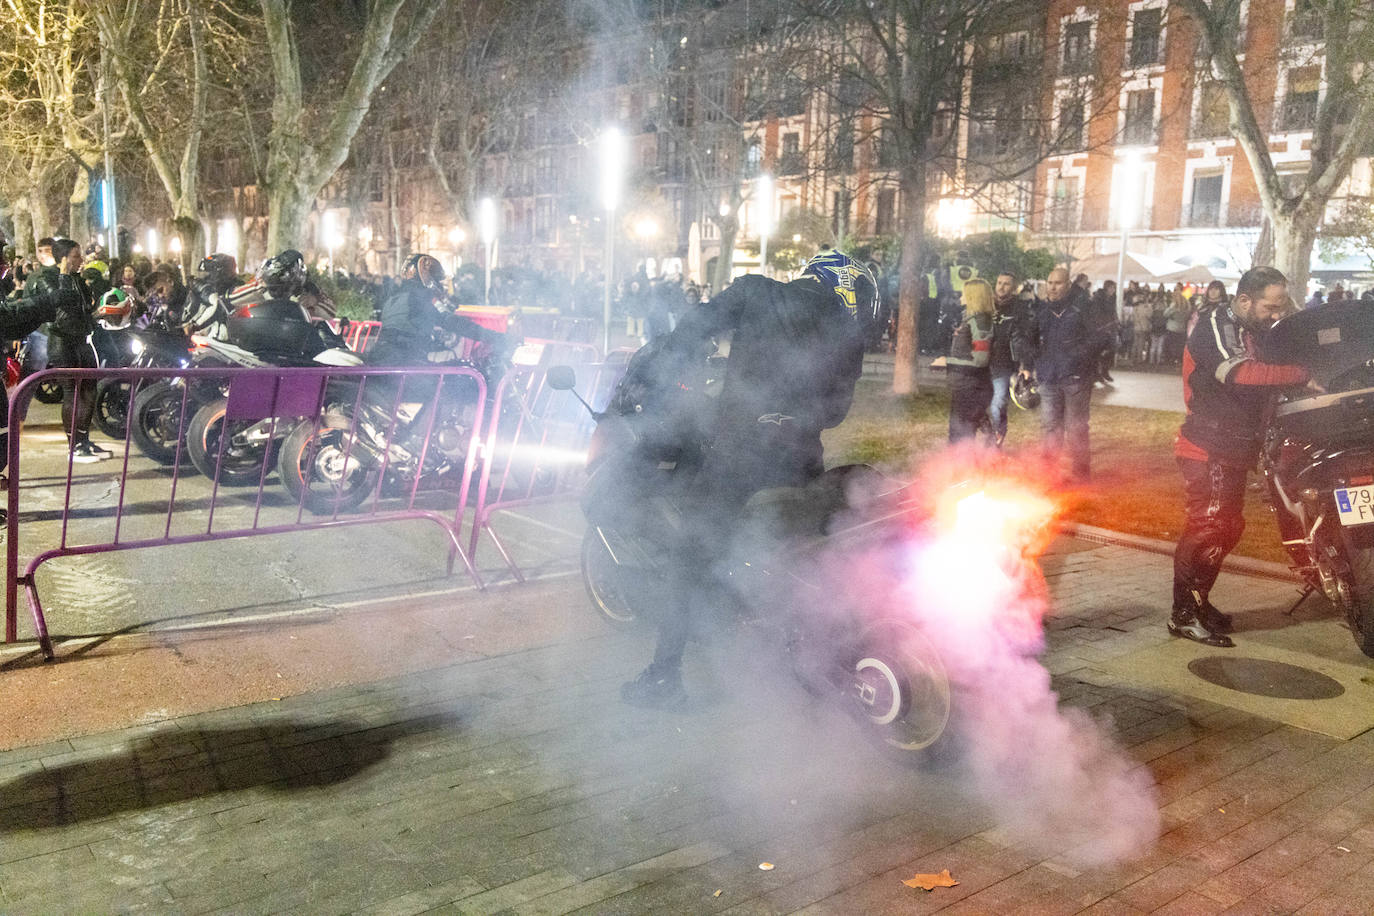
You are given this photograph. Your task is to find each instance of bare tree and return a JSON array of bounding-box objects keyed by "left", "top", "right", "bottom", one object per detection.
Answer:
[
  {"left": 257, "top": 0, "right": 445, "bottom": 252},
  {"left": 1182, "top": 0, "right": 1374, "bottom": 294}
]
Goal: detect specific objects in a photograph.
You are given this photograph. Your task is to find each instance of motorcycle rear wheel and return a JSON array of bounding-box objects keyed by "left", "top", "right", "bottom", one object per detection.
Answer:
[
  {"left": 1341, "top": 531, "right": 1374, "bottom": 658},
  {"left": 848, "top": 619, "right": 951, "bottom": 754},
  {"left": 187, "top": 398, "right": 272, "bottom": 486},
  {"left": 277, "top": 417, "right": 378, "bottom": 515},
  {"left": 581, "top": 527, "right": 654, "bottom": 629}
]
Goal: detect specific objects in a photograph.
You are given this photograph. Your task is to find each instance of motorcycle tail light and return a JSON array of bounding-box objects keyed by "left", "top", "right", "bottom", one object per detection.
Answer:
[{"left": 1350, "top": 475, "right": 1374, "bottom": 486}]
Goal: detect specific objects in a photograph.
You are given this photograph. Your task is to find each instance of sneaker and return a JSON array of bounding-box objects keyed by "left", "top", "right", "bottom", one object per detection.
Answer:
[
  {"left": 71, "top": 441, "right": 102, "bottom": 464},
  {"left": 87, "top": 442, "right": 114, "bottom": 460},
  {"left": 1168, "top": 608, "right": 1234, "bottom": 648},
  {"left": 620, "top": 664, "right": 687, "bottom": 710},
  {"left": 1199, "top": 601, "right": 1234, "bottom": 634}
]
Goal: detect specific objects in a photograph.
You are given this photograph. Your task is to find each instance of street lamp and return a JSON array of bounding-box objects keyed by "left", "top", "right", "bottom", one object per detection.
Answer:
[
  {"left": 1114, "top": 151, "right": 1144, "bottom": 321},
  {"left": 218, "top": 219, "right": 238, "bottom": 260},
  {"left": 478, "top": 197, "right": 497, "bottom": 305},
  {"left": 147, "top": 228, "right": 159, "bottom": 259},
  {"left": 756, "top": 173, "right": 774, "bottom": 277},
  {"left": 322, "top": 210, "right": 342, "bottom": 274},
  {"left": 169, "top": 235, "right": 182, "bottom": 276},
  {"left": 600, "top": 126, "right": 627, "bottom": 354}
]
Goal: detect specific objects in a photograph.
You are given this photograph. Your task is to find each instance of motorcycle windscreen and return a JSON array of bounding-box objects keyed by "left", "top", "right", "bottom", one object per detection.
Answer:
[{"left": 1263, "top": 300, "right": 1374, "bottom": 388}]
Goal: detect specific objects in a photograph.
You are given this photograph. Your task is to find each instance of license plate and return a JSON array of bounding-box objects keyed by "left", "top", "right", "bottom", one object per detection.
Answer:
[{"left": 1335, "top": 485, "right": 1374, "bottom": 526}]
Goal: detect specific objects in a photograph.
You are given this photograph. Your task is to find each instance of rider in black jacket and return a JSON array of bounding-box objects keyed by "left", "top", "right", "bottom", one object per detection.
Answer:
[
  {"left": 620, "top": 251, "right": 873, "bottom": 708},
  {"left": 2, "top": 286, "right": 89, "bottom": 485},
  {"left": 368, "top": 254, "right": 504, "bottom": 368}
]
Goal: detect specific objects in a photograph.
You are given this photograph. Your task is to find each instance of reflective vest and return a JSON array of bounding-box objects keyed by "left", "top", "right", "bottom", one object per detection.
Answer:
[{"left": 946, "top": 311, "right": 991, "bottom": 369}]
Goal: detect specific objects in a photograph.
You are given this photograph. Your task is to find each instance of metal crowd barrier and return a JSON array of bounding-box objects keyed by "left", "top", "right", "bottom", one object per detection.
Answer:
[
  {"left": 336, "top": 319, "right": 382, "bottom": 353},
  {"left": 468, "top": 343, "right": 629, "bottom": 582},
  {"left": 5, "top": 364, "right": 486, "bottom": 660}
]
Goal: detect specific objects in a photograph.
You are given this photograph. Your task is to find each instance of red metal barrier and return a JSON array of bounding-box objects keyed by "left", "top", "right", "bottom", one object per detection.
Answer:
[
  {"left": 5, "top": 363, "right": 487, "bottom": 660},
  {"left": 336, "top": 320, "right": 382, "bottom": 353}
]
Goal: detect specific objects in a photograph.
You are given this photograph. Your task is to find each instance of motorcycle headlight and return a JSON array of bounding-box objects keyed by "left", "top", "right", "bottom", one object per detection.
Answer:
[{"left": 129, "top": 338, "right": 144, "bottom": 356}]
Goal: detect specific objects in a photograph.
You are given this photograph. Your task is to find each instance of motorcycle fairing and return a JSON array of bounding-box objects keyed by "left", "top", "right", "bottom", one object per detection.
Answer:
[{"left": 1264, "top": 300, "right": 1374, "bottom": 390}]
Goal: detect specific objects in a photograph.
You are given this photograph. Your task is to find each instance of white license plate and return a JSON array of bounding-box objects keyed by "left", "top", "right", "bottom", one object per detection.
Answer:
[{"left": 1335, "top": 485, "right": 1374, "bottom": 526}]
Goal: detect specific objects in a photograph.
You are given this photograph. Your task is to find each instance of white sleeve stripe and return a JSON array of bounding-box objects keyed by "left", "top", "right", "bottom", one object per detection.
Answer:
[
  {"left": 1208, "top": 307, "right": 1229, "bottom": 356},
  {"left": 1216, "top": 355, "right": 1249, "bottom": 384}
]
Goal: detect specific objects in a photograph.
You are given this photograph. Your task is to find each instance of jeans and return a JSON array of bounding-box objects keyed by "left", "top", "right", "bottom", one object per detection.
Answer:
[
  {"left": 1040, "top": 376, "right": 1092, "bottom": 479},
  {"left": 988, "top": 372, "right": 1012, "bottom": 443}
]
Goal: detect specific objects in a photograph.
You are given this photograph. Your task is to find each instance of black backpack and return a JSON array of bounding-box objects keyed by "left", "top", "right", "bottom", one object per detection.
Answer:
[{"left": 1149, "top": 309, "right": 1168, "bottom": 334}]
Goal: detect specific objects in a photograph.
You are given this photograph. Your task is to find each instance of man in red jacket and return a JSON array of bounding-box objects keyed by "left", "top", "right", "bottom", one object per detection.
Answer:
[{"left": 1171, "top": 266, "right": 1317, "bottom": 646}]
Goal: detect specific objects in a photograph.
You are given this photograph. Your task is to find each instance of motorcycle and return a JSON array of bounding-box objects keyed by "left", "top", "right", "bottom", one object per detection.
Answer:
[
  {"left": 276, "top": 338, "right": 506, "bottom": 515},
  {"left": 546, "top": 348, "right": 1056, "bottom": 756},
  {"left": 1260, "top": 300, "right": 1374, "bottom": 655}
]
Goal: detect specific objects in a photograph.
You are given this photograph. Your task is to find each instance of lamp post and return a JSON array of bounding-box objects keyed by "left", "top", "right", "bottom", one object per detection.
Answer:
[
  {"left": 1114, "top": 151, "right": 1144, "bottom": 322},
  {"left": 147, "top": 228, "right": 160, "bottom": 259},
  {"left": 756, "top": 173, "right": 773, "bottom": 277},
  {"left": 599, "top": 126, "right": 627, "bottom": 354},
  {"left": 478, "top": 197, "right": 497, "bottom": 306},
  {"left": 447, "top": 226, "right": 466, "bottom": 279},
  {"left": 169, "top": 235, "right": 182, "bottom": 276}
]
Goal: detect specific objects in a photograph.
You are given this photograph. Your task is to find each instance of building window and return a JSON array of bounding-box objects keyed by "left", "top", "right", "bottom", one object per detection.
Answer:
[
  {"left": 1048, "top": 175, "right": 1081, "bottom": 231},
  {"left": 831, "top": 189, "right": 852, "bottom": 237},
  {"left": 779, "top": 132, "right": 803, "bottom": 175},
  {"left": 1123, "top": 88, "right": 1157, "bottom": 145},
  {"left": 535, "top": 198, "right": 557, "bottom": 242},
  {"left": 1188, "top": 172, "right": 1224, "bottom": 226},
  {"left": 1061, "top": 20, "right": 1093, "bottom": 73},
  {"left": 877, "top": 124, "right": 899, "bottom": 168},
  {"left": 875, "top": 188, "right": 897, "bottom": 236},
  {"left": 1058, "top": 96, "right": 1086, "bottom": 151},
  {"left": 1192, "top": 82, "right": 1230, "bottom": 138},
  {"left": 831, "top": 122, "right": 854, "bottom": 171},
  {"left": 1129, "top": 7, "right": 1164, "bottom": 67},
  {"left": 1281, "top": 65, "right": 1321, "bottom": 131},
  {"left": 368, "top": 172, "right": 384, "bottom": 203},
  {"left": 701, "top": 75, "right": 727, "bottom": 122},
  {"left": 1288, "top": 0, "right": 1322, "bottom": 41},
  {"left": 745, "top": 141, "right": 762, "bottom": 177}
]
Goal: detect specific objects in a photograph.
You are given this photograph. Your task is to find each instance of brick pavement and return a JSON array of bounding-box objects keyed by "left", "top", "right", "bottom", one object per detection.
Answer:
[{"left": 5, "top": 533, "right": 1374, "bottom": 913}]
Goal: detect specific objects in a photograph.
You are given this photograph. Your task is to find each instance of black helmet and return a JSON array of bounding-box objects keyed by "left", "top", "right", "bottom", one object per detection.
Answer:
[
  {"left": 800, "top": 250, "right": 877, "bottom": 321},
  {"left": 402, "top": 253, "right": 446, "bottom": 291},
  {"left": 258, "top": 249, "right": 305, "bottom": 298},
  {"left": 1011, "top": 373, "right": 1041, "bottom": 410},
  {"left": 196, "top": 253, "right": 239, "bottom": 292}
]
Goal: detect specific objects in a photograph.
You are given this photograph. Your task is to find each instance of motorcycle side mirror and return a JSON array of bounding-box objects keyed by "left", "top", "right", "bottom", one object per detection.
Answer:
[{"left": 546, "top": 365, "right": 577, "bottom": 390}]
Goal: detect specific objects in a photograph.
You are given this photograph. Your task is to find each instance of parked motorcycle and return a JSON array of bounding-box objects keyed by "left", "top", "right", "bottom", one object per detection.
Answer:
[
  {"left": 547, "top": 352, "right": 1056, "bottom": 756},
  {"left": 1260, "top": 300, "right": 1374, "bottom": 655},
  {"left": 276, "top": 340, "right": 506, "bottom": 515}
]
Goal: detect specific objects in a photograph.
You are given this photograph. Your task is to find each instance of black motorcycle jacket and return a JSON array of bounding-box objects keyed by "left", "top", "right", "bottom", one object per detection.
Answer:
[
  {"left": 666, "top": 273, "right": 865, "bottom": 486},
  {"left": 989, "top": 296, "right": 1025, "bottom": 376},
  {"left": 1178, "top": 303, "right": 1308, "bottom": 465},
  {"left": 25, "top": 267, "right": 94, "bottom": 342},
  {"left": 369, "top": 279, "right": 502, "bottom": 366}
]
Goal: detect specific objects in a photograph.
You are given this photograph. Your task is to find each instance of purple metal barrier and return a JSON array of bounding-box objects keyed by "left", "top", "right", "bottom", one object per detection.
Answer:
[
  {"left": 468, "top": 343, "right": 627, "bottom": 582},
  {"left": 5, "top": 363, "right": 487, "bottom": 660}
]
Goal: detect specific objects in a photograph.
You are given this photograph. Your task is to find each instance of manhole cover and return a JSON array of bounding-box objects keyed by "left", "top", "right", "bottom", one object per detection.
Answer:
[{"left": 1187, "top": 656, "right": 1345, "bottom": 700}]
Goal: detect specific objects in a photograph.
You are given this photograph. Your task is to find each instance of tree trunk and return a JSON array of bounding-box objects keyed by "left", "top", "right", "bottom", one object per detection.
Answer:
[
  {"left": 712, "top": 216, "right": 740, "bottom": 292},
  {"left": 12, "top": 207, "right": 34, "bottom": 257},
  {"left": 29, "top": 191, "right": 51, "bottom": 252},
  {"left": 68, "top": 168, "right": 92, "bottom": 241},
  {"left": 1270, "top": 212, "right": 1319, "bottom": 302},
  {"left": 893, "top": 161, "right": 927, "bottom": 395},
  {"left": 266, "top": 176, "right": 315, "bottom": 257}
]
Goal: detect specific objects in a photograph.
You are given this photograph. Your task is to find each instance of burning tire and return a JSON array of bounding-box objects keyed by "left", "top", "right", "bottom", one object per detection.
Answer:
[
  {"left": 848, "top": 618, "right": 951, "bottom": 754},
  {"left": 581, "top": 527, "right": 655, "bottom": 629}
]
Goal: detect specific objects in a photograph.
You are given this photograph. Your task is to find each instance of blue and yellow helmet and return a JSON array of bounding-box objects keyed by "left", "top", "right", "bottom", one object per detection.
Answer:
[{"left": 800, "top": 250, "right": 877, "bottom": 320}]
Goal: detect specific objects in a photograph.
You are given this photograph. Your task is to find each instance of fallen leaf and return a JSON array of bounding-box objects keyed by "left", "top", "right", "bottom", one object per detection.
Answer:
[
  {"left": 903, "top": 869, "right": 959, "bottom": 891},
  {"left": 1338, "top": 846, "right": 1352, "bottom": 853},
  {"left": 713, "top": 890, "right": 722, "bottom": 898},
  {"left": 758, "top": 862, "right": 775, "bottom": 871},
  {"left": 1218, "top": 808, "right": 1226, "bottom": 813}
]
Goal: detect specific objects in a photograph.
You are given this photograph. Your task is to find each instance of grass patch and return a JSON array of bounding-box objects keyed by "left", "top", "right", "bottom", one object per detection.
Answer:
[{"left": 824, "top": 379, "right": 1287, "bottom": 564}]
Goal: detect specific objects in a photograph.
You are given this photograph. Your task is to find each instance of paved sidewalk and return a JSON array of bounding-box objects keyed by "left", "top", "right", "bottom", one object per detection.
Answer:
[{"left": 5, "top": 530, "right": 1374, "bottom": 913}]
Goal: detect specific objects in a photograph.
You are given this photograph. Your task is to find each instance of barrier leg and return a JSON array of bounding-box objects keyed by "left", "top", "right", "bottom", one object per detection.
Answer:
[{"left": 23, "top": 577, "right": 55, "bottom": 661}]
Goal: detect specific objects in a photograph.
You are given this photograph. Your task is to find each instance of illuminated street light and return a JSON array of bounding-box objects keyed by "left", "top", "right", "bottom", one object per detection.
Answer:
[
  {"left": 633, "top": 217, "right": 659, "bottom": 240},
  {"left": 322, "top": 211, "right": 343, "bottom": 274},
  {"left": 147, "top": 228, "right": 160, "bottom": 258},
  {"left": 1114, "top": 151, "right": 1145, "bottom": 321},
  {"left": 169, "top": 236, "right": 182, "bottom": 255},
  {"left": 479, "top": 197, "right": 498, "bottom": 305},
  {"left": 599, "top": 127, "right": 628, "bottom": 353},
  {"left": 218, "top": 219, "right": 238, "bottom": 259},
  {"left": 756, "top": 173, "right": 774, "bottom": 277}
]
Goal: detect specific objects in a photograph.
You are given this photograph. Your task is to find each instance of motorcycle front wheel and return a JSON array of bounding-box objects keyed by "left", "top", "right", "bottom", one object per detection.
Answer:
[
  {"left": 1341, "top": 530, "right": 1374, "bottom": 658},
  {"left": 847, "top": 619, "right": 951, "bottom": 755},
  {"left": 277, "top": 417, "right": 378, "bottom": 515},
  {"left": 130, "top": 380, "right": 194, "bottom": 466},
  {"left": 581, "top": 527, "right": 656, "bottom": 629},
  {"left": 187, "top": 398, "right": 273, "bottom": 486},
  {"left": 94, "top": 378, "right": 131, "bottom": 440}
]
